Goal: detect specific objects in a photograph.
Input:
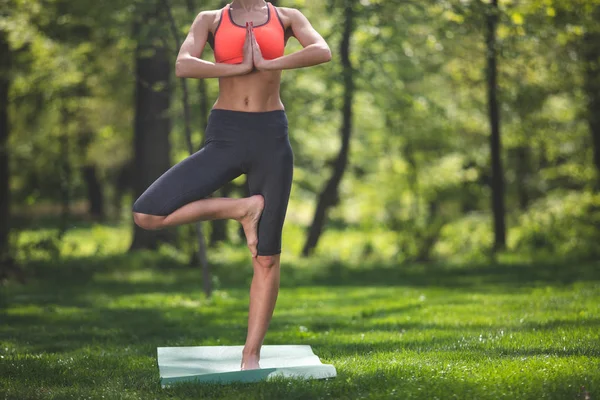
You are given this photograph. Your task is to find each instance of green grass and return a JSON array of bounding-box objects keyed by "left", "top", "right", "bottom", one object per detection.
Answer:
[{"left": 1, "top": 225, "right": 599, "bottom": 399}]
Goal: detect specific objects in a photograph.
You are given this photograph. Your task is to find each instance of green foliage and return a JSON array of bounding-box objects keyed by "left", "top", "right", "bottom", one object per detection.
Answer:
[
  {"left": 15, "top": 230, "right": 62, "bottom": 261},
  {"left": 4, "top": 0, "right": 600, "bottom": 260},
  {"left": 512, "top": 191, "right": 600, "bottom": 260},
  {"left": 14, "top": 223, "right": 131, "bottom": 263},
  {"left": 435, "top": 213, "right": 495, "bottom": 262}
]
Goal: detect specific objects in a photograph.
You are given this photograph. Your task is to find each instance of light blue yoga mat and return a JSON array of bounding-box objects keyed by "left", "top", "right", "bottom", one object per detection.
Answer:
[{"left": 157, "top": 345, "right": 337, "bottom": 387}]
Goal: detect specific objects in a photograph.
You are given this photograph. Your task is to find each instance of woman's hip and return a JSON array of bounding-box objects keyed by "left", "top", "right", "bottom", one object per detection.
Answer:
[{"left": 205, "top": 108, "right": 289, "bottom": 143}]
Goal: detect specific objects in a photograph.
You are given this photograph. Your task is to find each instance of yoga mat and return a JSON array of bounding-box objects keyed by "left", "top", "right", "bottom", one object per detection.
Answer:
[{"left": 157, "top": 345, "right": 337, "bottom": 387}]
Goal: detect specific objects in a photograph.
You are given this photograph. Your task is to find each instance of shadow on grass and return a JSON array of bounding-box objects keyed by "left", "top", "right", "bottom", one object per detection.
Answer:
[
  {"left": 306, "top": 259, "right": 600, "bottom": 290},
  {"left": 305, "top": 332, "right": 600, "bottom": 361},
  {"left": 2, "top": 253, "right": 599, "bottom": 354},
  {"left": 0, "top": 304, "right": 251, "bottom": 354},
  {"left": 15, "top": 252, "right": 600, "bottom": 294},
  {"left": 2, "top": 253, "right": 597, "bottom": 320},
  {"left": 5, "top": 299, "right": 597, "bottom": 358},
  {"left": 293, "top": 317, "right": 600, "bottom": 336}
]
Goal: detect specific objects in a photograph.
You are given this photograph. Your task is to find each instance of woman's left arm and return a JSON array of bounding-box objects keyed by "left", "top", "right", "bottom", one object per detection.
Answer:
[{"left": 254, "top": 8, "right": 331, "bottom": 71}]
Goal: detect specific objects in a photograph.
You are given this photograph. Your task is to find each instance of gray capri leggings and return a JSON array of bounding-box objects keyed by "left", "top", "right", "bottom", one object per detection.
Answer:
[{"left": 132, "top": 109, "right": 294, "bottom": 256}]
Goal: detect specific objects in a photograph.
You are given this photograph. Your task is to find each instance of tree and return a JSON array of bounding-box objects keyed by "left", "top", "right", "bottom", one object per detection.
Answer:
[
  {"left": 0, "top": 30, "right": 13, "bottom": 279},
  {"left": 302, "top": 0, "right": 355, "bottom": 256},
  {"left": 485, "top": 0, "right": 506, "bottom": 250},
  {"left": 78, "top": 129, "right": 105, "bottom": 220},
  {"left": 163, "top": 0, "right": 212, "bottom": 297},
  {"left": 129, "top": 2, "right": 175, "bottom": 250},
  {"left": 582, "top": 5, "right": 600, "bottom": 189}
]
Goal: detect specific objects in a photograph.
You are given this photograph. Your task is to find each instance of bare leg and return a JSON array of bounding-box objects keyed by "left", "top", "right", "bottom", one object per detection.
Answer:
[
  {"left": 240, "top": 253, "right": 281, "bottom": 370},
  {"left": 132, "top": 194, "right": 264, "bottom": 256}
]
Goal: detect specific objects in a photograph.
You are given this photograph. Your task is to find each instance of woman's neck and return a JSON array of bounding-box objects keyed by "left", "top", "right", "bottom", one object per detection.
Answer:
[{"left": 230, "top": 0, "right": 266, "bottom": 11}]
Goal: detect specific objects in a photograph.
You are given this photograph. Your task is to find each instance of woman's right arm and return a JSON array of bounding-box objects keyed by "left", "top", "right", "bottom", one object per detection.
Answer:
[{"left": 175, "top": 11, "right": 252, "bottom": 79}]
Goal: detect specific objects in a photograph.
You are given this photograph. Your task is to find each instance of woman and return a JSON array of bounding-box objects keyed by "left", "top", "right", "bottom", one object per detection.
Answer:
[{"left": 131, "top": 0, "right": 331, "bottom": 370}]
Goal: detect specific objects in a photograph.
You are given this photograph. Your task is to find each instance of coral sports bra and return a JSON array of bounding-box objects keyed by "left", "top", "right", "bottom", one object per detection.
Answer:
[{"left": 213, "top": 2, "right": 285, "bottom": 64}]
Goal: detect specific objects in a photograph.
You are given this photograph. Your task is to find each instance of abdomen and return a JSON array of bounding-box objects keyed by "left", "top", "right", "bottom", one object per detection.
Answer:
[{"left": 214, "top": 70, "right": 284, "bottom": 112}]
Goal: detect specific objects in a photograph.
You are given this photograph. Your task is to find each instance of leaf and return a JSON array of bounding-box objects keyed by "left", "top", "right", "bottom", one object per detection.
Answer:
[{"left": 511, "top": 12, "right": 524, "bottom": 25}]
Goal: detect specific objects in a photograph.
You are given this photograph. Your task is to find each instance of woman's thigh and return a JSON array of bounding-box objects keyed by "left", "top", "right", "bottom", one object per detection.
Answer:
[{"left": 132, "top": 142, "right": 244, "bottom": 216}]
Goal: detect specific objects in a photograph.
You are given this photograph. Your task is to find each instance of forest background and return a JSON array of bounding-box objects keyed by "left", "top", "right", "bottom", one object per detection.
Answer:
[{"left": 1, "top": 1, "right": 600, "bottom": 398}]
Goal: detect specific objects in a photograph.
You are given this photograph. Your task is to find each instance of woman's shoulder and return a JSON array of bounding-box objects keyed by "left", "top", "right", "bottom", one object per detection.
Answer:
[
  {"left": 272, "top": 6, "right": 306, "bottom": 28},
  {"left": 273, "top": 5, "right": 302, "bottom": 18},
  {"left": 193, "top": 9, "right": 224, "bottom": 33}
]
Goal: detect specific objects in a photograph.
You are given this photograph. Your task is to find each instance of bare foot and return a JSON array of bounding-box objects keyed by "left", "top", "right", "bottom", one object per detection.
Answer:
[
  {"left": 238, "top": 195, "right": 264, "bottom": 257},
  {"left": 240, "top": 353, "right": 260, "bottom": 370}
]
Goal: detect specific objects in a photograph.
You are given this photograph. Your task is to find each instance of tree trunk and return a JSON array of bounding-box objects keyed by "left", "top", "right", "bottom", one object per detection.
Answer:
[
  {"left": 514, "top": 146, "right": 530, "bottom": 210},
  {"left": 76, "top": 129, "right": 105, "bottom": 220},
  {"left": 113, "top": 161, "right": 132, "bottom": 219},
  {"left": 210, "top": 183, "right": 233, "bottom": 245},
  {"left": 582, "top": 7, "right": 600, "bottom": 190},
  {"left": 58, "top": 122, "right": 71, "bottom": 237},
  {"left": 302, "top": 1, "right": 355, "bottom": 257},
  {"left": 129, "top": 6, "right": 174, "bottom": 250},
  {"left": 195, "top": 0, "right": 224, "bottom": 248},
  {"left": 485, "top": 0, "right": 506, "bottom": 250},
  {"left": 404, "top": 142, "right": 420, "bottom": 219},
  {"left": 165, "top": 0, "right": 212, "bottom": 297},
  {"left": 238, "top": 179, "right": 250, "bottom": 242},
  {"left": 0, "top": 30, "right": 25, "bottom": 284},
  {"left": 82, "top": 166, "right": 105, "bottom": 220},
  {"left": 0, "top": 30, "right": 12, "bottom": 269}
]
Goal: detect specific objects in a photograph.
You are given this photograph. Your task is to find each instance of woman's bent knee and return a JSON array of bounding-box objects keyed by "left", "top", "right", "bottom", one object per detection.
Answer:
[
  {"left": 133, "top": 212, "right": 165, "bottom": 230},
  {"left": 255, "top": 254, "right": 279, "bottom": 268}
]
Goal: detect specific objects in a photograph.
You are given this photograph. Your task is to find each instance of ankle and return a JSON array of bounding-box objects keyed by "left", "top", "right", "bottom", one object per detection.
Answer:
[
  {"left": 234, "top": 198, "right": 250, "bottom": 222},
  {"left": 242, "top": 347, "right": 261, "bottom": 358}
]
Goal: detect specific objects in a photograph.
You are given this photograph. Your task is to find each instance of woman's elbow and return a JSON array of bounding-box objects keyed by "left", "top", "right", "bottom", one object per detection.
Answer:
[
  {"left": 175, "top": 57, "right": 202, "bottom": 78},
  {"left": 320, "top": 45, "right": 332, "bottom": 63},
  {"left": 175, "top": 59, "right": 188, "bottom": 78}
]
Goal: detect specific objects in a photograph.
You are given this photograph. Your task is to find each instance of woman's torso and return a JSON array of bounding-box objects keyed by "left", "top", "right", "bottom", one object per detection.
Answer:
[{"left": 207, "top": 2, "right": 288, "bottom": 112}]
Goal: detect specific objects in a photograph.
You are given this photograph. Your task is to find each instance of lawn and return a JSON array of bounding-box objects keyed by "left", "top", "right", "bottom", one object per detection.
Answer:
[{"left": 1, "top": 224, "right": 599, "bottom": 399}]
